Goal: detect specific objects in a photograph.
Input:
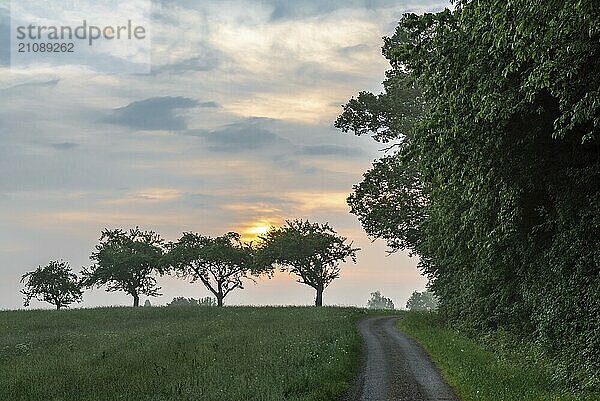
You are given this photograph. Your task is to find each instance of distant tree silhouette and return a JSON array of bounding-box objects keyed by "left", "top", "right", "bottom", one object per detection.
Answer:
[
  {"left": 167, "top": 296, "right": 217, "bottom": 307},
  {"left": 21, "top": 260, "right": 83, "bottom": 310},
  {"left": 168, "top": 232, "right": 255, "bottom": 307},
  {"left": 257, "top": 220, "right": 358, "bottom": 306},
  {"left": 83, "top": 227, "right": 166, "bottom": 307},
  {"left": 406, "top": 291, "right": 438, "bottom": 311},
  {"left": 367, "top": 290, "right": 395, "bottom": 310},
  {"left": 198, "top": 296, "right": 217, "bottom": 306},
  {"left": 168, "top": 297, "right": 198, "bottom": 306}
]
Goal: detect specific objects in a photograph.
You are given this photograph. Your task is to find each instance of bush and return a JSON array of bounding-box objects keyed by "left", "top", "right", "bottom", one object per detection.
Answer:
[{"left": 167, "top": 297, "right": 217, "bottom": 307}]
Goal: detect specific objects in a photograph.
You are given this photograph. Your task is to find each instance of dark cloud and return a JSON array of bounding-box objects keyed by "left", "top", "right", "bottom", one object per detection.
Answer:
[
  {"left": 103, "top": 96, "right": 210, "bottom": 131},
  {"left": 300, "top": 145, "right": 365, "bottom": 157},
  {"left": 197, "top": 101, "right": 220, "bottom": 108},
  {"left": 337, "top": 44, "right": 371, "bottom": 57},
  {"left": 51, "top": 142, "right": 79, "bottom": 151},
  {"left": 187, "top": 119, "right": 289, "bottom": 153}
]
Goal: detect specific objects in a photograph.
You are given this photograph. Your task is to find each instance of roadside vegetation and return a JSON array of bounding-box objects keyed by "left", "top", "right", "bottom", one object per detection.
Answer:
[
  {"left": 338, "top": 0, "right": 599, "bottom": 389},
  {"left": 0, "top": 306, "right": 370, "bottom": 401},
  {"left": 398, "top": 312, "right": 600, "bottom": 401}
]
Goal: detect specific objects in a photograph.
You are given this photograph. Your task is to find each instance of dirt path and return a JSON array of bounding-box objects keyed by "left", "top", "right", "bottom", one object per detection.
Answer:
[{"left": 343, "top": 316, "right": 459, "bottom": 401}]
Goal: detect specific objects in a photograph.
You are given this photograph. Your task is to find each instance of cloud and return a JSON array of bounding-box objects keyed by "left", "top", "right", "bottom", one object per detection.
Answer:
[
  {"left": 7, "top": 79, "right": 61, "bottom": 90},
  {"left": 152, "top": 56, "right": 221, "bottom": 74},
  {"left": 293, "top": 62, "right": 358, "bottom": 85},
  {"left": 188, "top": 119, "right": 290, "bottom": 153},
  {"left": 108, "top": 188, "right": 184, "bottom": 204},
  {"left": 0, "top": 0, "right": 435, "bottom": 309},
  {"left": 151, "top": 44, "right": 224, "bottom": 74},
  {"left": 268, "top": 0, "right": 448, "bottom": 20},
  {"left": 268, "top": 0, "right": 395, "bottom": 21},
  {"left": 197, "top": 101, "right": 221, "bottom": 108},
  {"left": 337, "top": 43, "right": 371, "bottom": 57},
  {"left": 103, "top": 96, "right": 210, "bottom": 131},
  {"left": 0, "top": 5, "right": 8, "bottom": 66},
  {"left": 300, "top": 145, "right": 365, "bottom": 157},
  {"left": 51, "top": 142, "right": 79, "bottom": 151}
]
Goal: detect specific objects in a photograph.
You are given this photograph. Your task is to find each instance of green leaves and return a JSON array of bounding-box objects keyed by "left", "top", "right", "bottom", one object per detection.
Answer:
[
  {"left": 406, "top": 291, "right": 438, "bottom": 311},
  {"left": 82, "top": 227, "right": 166, "bottom": 306},
  {"left": 256, "top": 220, "right": 358, "bottom": 306},
  {"left": 338, "top": 0, "right": 600, "bottom": 389},
  {"left": 21, "top": 260, "right": 83, "bottom": 310},
  {"left": 167, "top": 232, "right": 256, "bottom": 306},
  {"left": 348, "top": 152, "right": 425, "bottom": 254}
]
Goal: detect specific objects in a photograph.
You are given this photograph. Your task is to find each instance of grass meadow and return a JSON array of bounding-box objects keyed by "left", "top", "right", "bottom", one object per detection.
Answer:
[
  {"left": 0, "top": 306, "right": 371, "bottom": 401},
  {"left": 397, "top": 312, "right": 600, "bottom": 401}
]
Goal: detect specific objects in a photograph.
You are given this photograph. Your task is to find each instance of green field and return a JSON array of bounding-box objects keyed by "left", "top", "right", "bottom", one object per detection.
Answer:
[
  {"left": 397, "top": 312, "right": 600, "bottom": 401},
  {"left": 0, "top": 306, "right": 369, "bottom": 401},
  {"left": 4, "top": 307, "right": 597, "bottom": 401}
]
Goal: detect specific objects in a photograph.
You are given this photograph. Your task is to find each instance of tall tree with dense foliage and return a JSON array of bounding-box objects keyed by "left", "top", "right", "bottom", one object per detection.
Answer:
[
  {"left": 83, "top": 228, "right": 166, "bottom": 307},
  {"left": 21, "top": 260, "right": 83, "bottom": 310},
  {"left": 337, "top": 0, "right": 599, "bottom": 388},
  {"left": 257, "top": 220, "right": 358, "bottom": 306},
  {"left": 168, "top": 232, "right": 255, "bottom": 307}
]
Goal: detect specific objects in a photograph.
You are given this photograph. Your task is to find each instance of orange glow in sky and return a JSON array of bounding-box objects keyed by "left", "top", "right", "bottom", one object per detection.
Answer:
[{"left": 239, "top": 218, "right": 279, "bottom": 242}]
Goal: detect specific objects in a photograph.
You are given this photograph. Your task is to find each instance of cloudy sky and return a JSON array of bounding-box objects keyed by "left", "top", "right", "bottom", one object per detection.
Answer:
[{"left": 0, "top": 0, "right": 449, "bottom": 309}]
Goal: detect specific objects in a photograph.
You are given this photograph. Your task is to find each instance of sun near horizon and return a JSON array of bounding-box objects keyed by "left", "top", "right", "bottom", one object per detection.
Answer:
[{"left": 239, "top": 219, "right": 278, "bottom": 243}]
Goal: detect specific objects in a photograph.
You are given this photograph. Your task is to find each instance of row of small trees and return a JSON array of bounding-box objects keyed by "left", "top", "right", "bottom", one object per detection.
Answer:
[{"left": 21, "top": 219, "right": 358, "bottom": 309}]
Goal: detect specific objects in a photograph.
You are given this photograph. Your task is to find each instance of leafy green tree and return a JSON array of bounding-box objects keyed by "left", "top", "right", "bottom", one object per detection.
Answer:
[
  {"left": 257, "top": 220, "right": 358, "bottom": 306},
  {"left": 21, "top": 260, "right": 83, "bottom": 310},
  {"left": 406, "top": 291, "right": 438, "bottom": 311},
  {"left": 82, "top": 228, "right": 166, "bottom": 307},
  {"left": 367, "top": 290, "right": 395, "bottom": 310},
  {"left": 337, "top": 0, "right": 600, "bottom": 387},
  {"left": 168, "top": 232, "right": 254, "bottom": 307}
]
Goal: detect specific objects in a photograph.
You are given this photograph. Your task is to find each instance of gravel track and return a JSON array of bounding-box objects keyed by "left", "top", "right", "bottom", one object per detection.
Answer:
[{"left": 342, "top": 316, "right": 459, "bottom": 401}]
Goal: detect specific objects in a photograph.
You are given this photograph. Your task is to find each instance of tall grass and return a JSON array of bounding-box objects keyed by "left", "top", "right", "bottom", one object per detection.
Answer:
[
  {"left": 0, "top": 306, "right": 369, "bottom": 401},
  {"left": 397, "top": 312, "right": 600, "bottom": 401}
]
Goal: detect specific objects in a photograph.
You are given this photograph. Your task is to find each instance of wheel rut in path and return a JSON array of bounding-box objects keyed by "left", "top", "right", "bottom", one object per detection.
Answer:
[{"left": 342, "top": 316, "right": 459, "bottom": 401}]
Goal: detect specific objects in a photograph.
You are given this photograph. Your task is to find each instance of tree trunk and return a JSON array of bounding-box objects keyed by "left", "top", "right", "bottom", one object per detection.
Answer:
[
  {"left": 217, "top": 282, "right": 224, "bottom": 307},
  {"left": 315, "top": 287, "right": 324, "bottom": 307},
  {"left": 56, "top": 304, "right": 61, "bottom": 310},
  {"left": 133, "top": 293, "right": 140, "bottom": 307}
]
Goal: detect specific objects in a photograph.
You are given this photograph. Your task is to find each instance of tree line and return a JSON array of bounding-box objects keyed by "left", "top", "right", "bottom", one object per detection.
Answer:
[
  {"left": 336, "top": 0, "right": 599, "bottom": 389},
  {"left": 21, "top": 220, "right": 358, "bottom": 309}
]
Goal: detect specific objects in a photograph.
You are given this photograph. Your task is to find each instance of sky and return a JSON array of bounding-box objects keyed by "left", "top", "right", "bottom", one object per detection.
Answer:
[{"left": 0, "top": 0, "right": 449, "bottom": 310}]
